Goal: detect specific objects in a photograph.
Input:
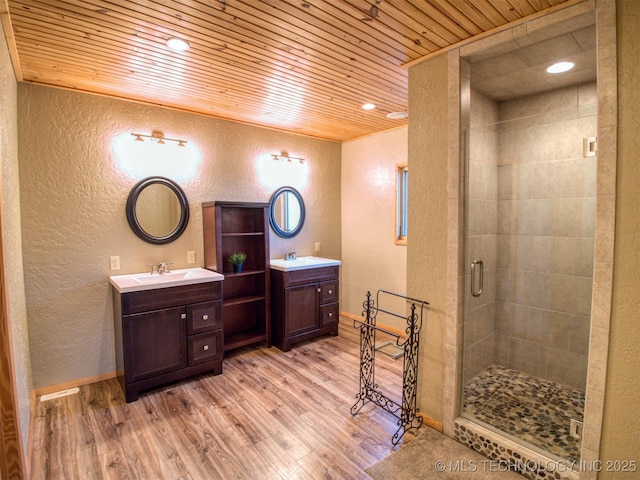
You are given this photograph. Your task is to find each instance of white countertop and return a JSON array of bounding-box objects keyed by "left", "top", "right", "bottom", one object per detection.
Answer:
[
  {"left": 109, "top": 267, "right": 224, "bottom": 293},
  {"left": 269, "top": 256, "right": 341, "bottom": 272}
]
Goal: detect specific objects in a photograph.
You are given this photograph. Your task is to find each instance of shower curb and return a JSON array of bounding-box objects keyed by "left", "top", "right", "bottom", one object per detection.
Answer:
[{"left": 454, "top": 417, "right": 580, "bottom": 480}]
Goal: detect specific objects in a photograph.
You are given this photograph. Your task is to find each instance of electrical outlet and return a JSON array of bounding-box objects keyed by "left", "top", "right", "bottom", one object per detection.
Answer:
[
  {"left": 187, "top": 251, "right": 196, "bottom": 264},
  {"left": 315, "top": 242, "right": 321, "bottom": 252},
  {"left": 109, "top": 256, "right": 120, "bottom": 271},
  {"left": 570, "top": 419, "right": 583, "bottom": 438}
]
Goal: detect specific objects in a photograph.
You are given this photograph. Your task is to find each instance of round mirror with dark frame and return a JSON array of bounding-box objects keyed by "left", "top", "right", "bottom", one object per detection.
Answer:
[
  {"left": 269, "top": 186, "right": 305, "bottom": 238},
  {"left": 126, "top": 176, "right": 190, "bottom": 245}
]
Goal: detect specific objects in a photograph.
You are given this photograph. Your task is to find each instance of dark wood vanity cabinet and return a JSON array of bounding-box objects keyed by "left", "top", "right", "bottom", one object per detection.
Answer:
[
  {"left": 113, "top": 282, "right": 223, "bottom": 402},
  {"left": 202, "top": 201, "right": 271, "bottom": 351},
  {"left": 271, "top": 266, "right": 339, "bottom": 351}
]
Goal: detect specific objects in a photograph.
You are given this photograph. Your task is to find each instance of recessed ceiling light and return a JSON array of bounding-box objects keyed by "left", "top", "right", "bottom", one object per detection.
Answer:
[
  {"left": 166, "top": 37, "right": 190, "bottom": 52},
  {"left": 362, "top": 103, "right": 376, "bottom": 110},
  {"left": 387, "top": 111, "right": 408, "bottom": 119},
  {"left": 546, "top": 61, "right": 574, "bottom": 74}
]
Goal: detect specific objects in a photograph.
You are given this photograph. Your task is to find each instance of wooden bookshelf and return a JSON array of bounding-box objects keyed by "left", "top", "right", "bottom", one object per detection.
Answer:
[{"left": 202, "top": 201, "right": 271, "bottom": 351}]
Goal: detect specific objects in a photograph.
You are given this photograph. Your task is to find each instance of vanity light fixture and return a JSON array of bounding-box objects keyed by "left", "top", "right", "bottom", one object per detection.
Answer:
[
  {"left": 272, "top": 151, "right": 305, "bottom": 164},
  {"left": 131, "top": 131, "right": 187, "bottom": 146},
  {"left": 546, "top": 61, "right": 574, "bottom": 74},
  {"left": 166, "top": 37, "right": 190, "bottom": 52}
]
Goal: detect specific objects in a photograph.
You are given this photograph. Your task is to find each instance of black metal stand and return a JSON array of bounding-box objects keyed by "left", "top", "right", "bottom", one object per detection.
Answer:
[{"left": 351, "top": 289, "right": 428, "bottom": 445}]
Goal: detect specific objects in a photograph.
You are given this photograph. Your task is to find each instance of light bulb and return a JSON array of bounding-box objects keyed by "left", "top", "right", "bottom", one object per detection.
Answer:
[
  {"left": 166, "top": 37, "right": 190, "bottom": 52},
  {"left": 546, "top": 62, "right": 574, "bottom": 74}
]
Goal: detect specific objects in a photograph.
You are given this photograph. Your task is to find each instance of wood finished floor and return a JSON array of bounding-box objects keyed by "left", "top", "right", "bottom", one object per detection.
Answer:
[{"left": 30, "top": 320, "right": 419, "bottom": 479}]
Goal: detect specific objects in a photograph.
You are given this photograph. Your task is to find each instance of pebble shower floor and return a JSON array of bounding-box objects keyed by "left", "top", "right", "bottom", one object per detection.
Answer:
[{"left": 463, "top": 365, "right": 585, "bottom": 461}]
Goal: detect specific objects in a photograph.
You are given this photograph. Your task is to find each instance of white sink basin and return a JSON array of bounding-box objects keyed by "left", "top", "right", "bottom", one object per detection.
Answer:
[
  {"left": 270, "top": 256, "right": 341, "bottom": 272},
  {"left": 110, "top": 267, "right": 224, "bottom": 293}
]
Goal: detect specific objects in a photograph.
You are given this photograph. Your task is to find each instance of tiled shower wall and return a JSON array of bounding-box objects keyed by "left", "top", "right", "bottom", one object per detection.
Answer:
[
  {"left": 494, "top": 82, "right": 596, "bottom": 391},
  {"left": 464, "top": 83, "right": 596, "bottom": 391}
]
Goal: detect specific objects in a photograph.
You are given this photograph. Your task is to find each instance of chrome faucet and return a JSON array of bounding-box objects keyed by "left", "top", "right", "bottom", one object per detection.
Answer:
[
  {"left": 158, "top": 262, "right": 172, "bottom": 274},
  {"left": 146, "top": 263, "right": 159, "bottom": 275},
  {"left": 284, "top": 252, "right": 297, "bottom": 261}
]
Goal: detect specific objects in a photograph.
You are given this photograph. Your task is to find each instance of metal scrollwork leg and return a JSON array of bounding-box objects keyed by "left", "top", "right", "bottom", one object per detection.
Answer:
[
  {"left": 351, "top": 291, "right": 376, "bottom": 416},
  {"left": 392, "top": 303, "right": 423, "bottom": 444}
]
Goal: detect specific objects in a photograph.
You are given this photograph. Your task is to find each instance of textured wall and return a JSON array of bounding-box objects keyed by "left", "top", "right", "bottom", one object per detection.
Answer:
[
  {"left": 0, "top": 21, "right": 32, "bottom": 458},
  {"left": 599, "top": 1, "right": 640, "bottom": 475},
  {"left": 18, "top": 84, "right": 341, "bottom": 389},
  {"left": 341, "top": 127, "right": 407, "bottom": 328},
  {"left": 407, "top": 54, "right": 450, "bottom": 421}
]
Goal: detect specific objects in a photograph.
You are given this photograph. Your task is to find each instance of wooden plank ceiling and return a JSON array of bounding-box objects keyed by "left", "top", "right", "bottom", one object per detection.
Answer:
[{"left": 3, "top": 0, "right": 573, "bottom": 142}]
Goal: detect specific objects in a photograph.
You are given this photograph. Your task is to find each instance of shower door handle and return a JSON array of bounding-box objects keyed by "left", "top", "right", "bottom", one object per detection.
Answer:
[{"left": 471, "top": 259, "right": 483, "bottom": 297}]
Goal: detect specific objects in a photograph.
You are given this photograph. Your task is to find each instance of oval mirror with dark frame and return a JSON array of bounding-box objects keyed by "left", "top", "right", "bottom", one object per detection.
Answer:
[
  {"left": 126, "top": 176, "right": 190, "bottom": 245},
  {"left": 269, "top": 186, "right": 305, "bottom": 238}
]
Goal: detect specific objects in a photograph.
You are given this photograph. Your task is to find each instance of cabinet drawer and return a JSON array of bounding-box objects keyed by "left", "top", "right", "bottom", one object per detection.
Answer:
[
  {"left": 187, "top": 301, "right": 222, "bottom": 335},
  {"left": 120, "top": 282, "right": 222, "bottom": 315},
  {"left": 282, "top": 266, "right": 338, "bottom": 287},
  {"left": 320, "top": 303, "right": 339, "bottom": 327},
  {"left": 188, "top": 331, "right": 223, "bottom": 366},
  {"left": 319, "top": 281, "right": 338, "bottom": 304}
]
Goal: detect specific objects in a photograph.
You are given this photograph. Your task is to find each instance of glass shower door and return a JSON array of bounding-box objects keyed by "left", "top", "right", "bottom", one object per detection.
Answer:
[{"left": 461, "top": 84, "right": 597, "bottom": 461}]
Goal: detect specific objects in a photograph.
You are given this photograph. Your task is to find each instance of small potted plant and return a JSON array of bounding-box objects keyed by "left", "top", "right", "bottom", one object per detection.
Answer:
[{"left": 228, "top": 252, "right": 247, "bottom": 273}]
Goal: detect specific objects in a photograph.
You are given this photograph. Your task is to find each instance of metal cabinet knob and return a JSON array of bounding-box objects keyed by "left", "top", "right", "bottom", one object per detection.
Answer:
[
  {"left": 328, "top": 289, "right": 333, "bottom": 294},
  {"left": 317, "top": 288, "right": 321, "bottom": 293},
  {"left": 180, "top": 313, "right": 187, "bottom": 319},
  {"left": 328, "top": 312, "right": 333, "bottom": 317},
  {"left": 203, "top": 345, "right": 209, "bottom": 351},
  {"left": 203, "top": 314, "right": 209, "bottom": 320}
]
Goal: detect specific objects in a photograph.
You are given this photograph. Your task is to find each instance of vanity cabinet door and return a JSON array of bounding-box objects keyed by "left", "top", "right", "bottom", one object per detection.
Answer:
[
  {"left": 284, "top": 284, "right": 319, "bottom": 337},
  {"left": 123, "top": 306, "right": 187, "bottom": 383}
]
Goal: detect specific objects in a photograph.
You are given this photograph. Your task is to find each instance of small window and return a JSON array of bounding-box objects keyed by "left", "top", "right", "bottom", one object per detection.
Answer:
[{"left": 396, "top": 163, "right": 408, "bottom": 245}]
